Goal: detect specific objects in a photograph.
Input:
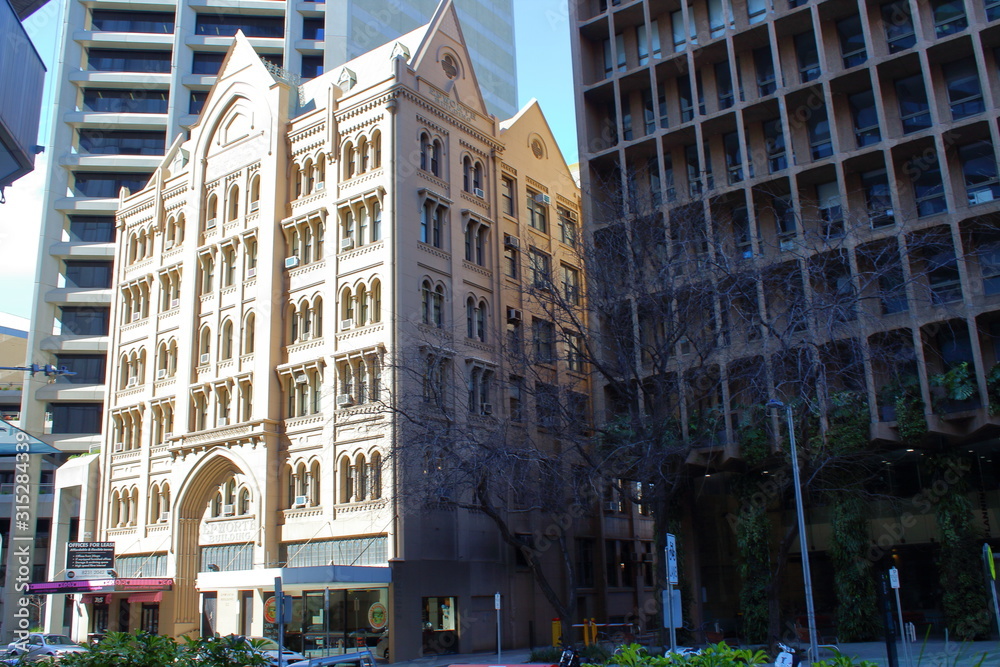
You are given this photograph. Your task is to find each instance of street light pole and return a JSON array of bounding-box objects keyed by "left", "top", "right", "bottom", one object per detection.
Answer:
[{"left": 768, "top": 399, "right": 818, "bottom": 661}]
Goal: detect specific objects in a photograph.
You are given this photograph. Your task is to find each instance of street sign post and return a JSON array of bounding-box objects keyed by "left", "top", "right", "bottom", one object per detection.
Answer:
[
  {"left": 495, "top": 592, "right": 501, "bottom": 662},
  {"left": 665, "top": 534, "right": 678, "bottom": 653},
  {"left": 889, "top": 567, "right": 912, "bottom": 667}
]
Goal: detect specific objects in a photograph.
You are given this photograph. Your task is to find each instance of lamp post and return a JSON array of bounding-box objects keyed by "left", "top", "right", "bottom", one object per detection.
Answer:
[{"left": 767, "top": 399, "right": 818, "bottom": 661}]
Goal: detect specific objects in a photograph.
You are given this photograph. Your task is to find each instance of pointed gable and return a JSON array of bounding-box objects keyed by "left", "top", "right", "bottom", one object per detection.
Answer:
[
  {"left": 410, "top": 0, "right": 490, "bottom": 118},
  {"left": 501, "top": 99, "right": 577, "bottom": 189}
]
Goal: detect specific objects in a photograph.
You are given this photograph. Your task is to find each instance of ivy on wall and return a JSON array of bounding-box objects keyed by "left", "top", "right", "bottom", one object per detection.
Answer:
[{"left": 829, "top": 493, "right": 879, "bottom": 641}]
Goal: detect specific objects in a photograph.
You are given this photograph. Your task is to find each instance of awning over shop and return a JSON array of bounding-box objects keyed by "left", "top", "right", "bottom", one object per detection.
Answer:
[
  {"left": 0, "top": 421, "right": 60, "bottom": 455},
  {"left": 127, "top": 591, "right": 163, "bottom": 603}
]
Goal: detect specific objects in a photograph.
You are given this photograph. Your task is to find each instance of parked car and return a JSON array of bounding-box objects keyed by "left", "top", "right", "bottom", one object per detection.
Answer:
[
  {"left": 375, "top": 631, "right": 388, "bottom": 660},
  {"left": 5, "top": 634, "right": 86, "bottom": 661},
  {"left": 288, "top": 649, "right": 378, "bottom": 667},
  {"left": 245, "top": 637, "right": 307, "bottom": 667}
]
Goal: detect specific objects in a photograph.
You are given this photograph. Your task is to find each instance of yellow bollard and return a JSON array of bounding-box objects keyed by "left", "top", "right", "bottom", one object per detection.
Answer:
[
  {"left": 590, "top": 618, "right": 598, "bottom": 646},
  {"left": 551, "top": 618, "right": 562, "bottom": 647}
]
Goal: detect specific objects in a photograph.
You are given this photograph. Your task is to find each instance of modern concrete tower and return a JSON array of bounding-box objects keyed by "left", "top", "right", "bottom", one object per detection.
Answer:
[
  {"left": 571, "top": 0, "right": 1000, "bottom": 639},
  {"left": 9, "top": 0, "right": 515, "bottom": 644}
]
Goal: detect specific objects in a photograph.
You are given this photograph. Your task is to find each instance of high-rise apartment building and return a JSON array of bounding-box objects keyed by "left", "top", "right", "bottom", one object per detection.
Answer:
[
  {"left": 11, "top": 0, "right": 514, "bottom": 643},
  {"left": 31, "top": 2, "right": 613, "bottom": 659},
  {"left": 572, "top": 0, "right": 1000, "bottom": 641}
]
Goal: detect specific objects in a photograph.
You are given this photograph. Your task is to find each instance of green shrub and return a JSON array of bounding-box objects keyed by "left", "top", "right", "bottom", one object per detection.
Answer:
[
  {"left": 59, "top": 631, "right": 181, "bottom": 667},
  {"left": 585, "top": 642, "right": 767, "bottom": 666},
  {"left": 529, "top": 646, "right": 564, "bottom": 663},
  {"left": 579, "top": 644, "right": 613, "bottom": 663}
]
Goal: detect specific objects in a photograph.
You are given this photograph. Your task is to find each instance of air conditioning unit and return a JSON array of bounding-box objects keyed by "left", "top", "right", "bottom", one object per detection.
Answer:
[
  {"left": 170, "top": 298, "right": 180, "bottom": 309},
  {"left": 200, "top": 353, "right": 210, "bottom": 364},
  {"left": 249, "top": 200, "right": 259, "bottom": 213},
  {"left": 246, "top": 267, "right": 256, "bottom": 278},
  {"left": 126, "top": 376, "right": 138, "bottom": 388},
  {"left": 299, "top": 331, "right": 311, "bottom": 342},
  {"left": 164, "top": 240, "right": 175, "bottom": 250},
  {"left": 341, "top": 319, "right": 353, "bottom": 330},
  {"left": 160, "top": 511, "right": 170, "bottom": 522},
  {"left": 870, "top": 208, "right": 894, "bottom": 227},
  {"left": 315, "top": 181, "right": 325, "bottom": 191},
  {"left": 164, "top": 432, "right": 173, "bottom": 439},
  {"left": 217, "top": 417, "right": 228, "bottom": 426},
  {"left": 340, "top": 238, "right": 354, "bottom": 251},
  {"left": 474, "top": 187, "right": 485, "bottom": 198},
  {"left": 506, "top": 307, "right": 522, "bottom": 322},
  {"left": 534, "top": 193, "right": 552, "bottom": 205},
  {"left": 293, "top": 495, "right": 308, "bottom": 508},
  {"left": 221, "top": 504, "right": 235, "bottom": 517},
  {"left": 642, "top": 552, "right": 655, "bottom": 563},
  {"left": 206, "top": 218, "right": 217, "bottom": 230},
  {"left": 113, "top": 442, "right": 124, "bottom": 453},
  {"left": 336, "top": 394, "right": 355, "bottom": 407},
  {"left": 481, "top": 403, "right": 493, "bottom": 415},
  {"left": 156, "top": 369, "right": 167, "bottom": 380},
  {"left": 131, "top": 312, "right": 141, "bottom": 322},
  {"left": 284, "top": 256, "right": 300, "bottom": 269},
  {"left": 602, "top": 501, "right": 618, "bottom": 512},
  {"left": 504, "top": 234, "right": 520, "bottom": 249},
  {"left": 971, "top": 189, "right": 995, "bottom": 205}
]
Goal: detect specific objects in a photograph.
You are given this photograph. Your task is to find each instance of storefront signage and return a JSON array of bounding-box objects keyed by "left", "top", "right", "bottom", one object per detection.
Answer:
[
  {"left": 199, "top": 518, "right": 256, "bottom": 545},
  {"left": 66, "top": 542, "right": 115, "bottom": 580},
  {"left": 368, "top": 602, "right": 387, "bottom": 629},
  {"left": 27, "top": 578, "right": 173, "bottom": 595}
]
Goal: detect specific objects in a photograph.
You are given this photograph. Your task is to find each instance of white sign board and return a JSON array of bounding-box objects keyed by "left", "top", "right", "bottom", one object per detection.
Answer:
[
  {"left": 666, "top": 534, "right": 678, "bottom": 585},
  {"left": 67, "top": 568, "right": 115, "bottom": 580},
  {"left": 494, "top": 593, "right": 501, "bottom": 610},
  {"left": 660, "top": 589, "right": 682, "bottom": 628},
  {"left": 889, "top": 567, "right": 900, "bottom": 589},
  {"left": 775, "top": 651, "right": 794, "bottom": 667}
]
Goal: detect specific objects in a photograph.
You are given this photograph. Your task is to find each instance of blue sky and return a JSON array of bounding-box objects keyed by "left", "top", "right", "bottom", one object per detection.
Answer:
[{"left": 0, "top": 1, "right": 577, "bottom": 321}]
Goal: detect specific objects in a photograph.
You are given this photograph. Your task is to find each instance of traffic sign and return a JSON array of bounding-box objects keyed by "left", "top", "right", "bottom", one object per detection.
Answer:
[
  {"left": 889, "top": 567, "right": 900, "bottom": 589},
  {"left": 665, "top": 534, "right": 678, "bottom": 585}
]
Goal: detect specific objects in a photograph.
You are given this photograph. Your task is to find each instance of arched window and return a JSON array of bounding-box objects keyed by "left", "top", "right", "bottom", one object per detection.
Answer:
[
  {"left": 157, "top": 342, "right": 168, "bottom": 378},
  {"left": 339, "top": 455, "right": 354, "bottom": 503},
  {"left": 313, "top": 297, "right": 323, "bottom": 337},
  {"left": 130, "top": 487, "right": 139, "bottom": 526},
  {"left": 249, "top": 174, "right": 261, "bottom": 212},
  {"left": 238, "top": 487, "right": 251, "bottom": 515},
  {"left": 168, "top": 339, "right": 178, "bottom": 375},
  {"left": 463, "top": 156, "right": 472, "bottom": 192},
  {"left": 316, "top": 156, "right": 326, "bottom": 189},
  {"left": 421, "top": 280, "right": 432, "bottom": 325},
  {"left": 211, "top": 490, "right": 223, "bottom": 517},
  {"left": 303, "top": 227, "right": 313, "bottom": 263},
  {"left": 227, "top": 185, "right": 240, "bottom": 221},
  {"left": 128, "top": 233, "right": 138, "bottom": 264},
  {"left": 356, "top": 453, "right": 368, "bottom": 501},
  {"left": 342, "top": 286, "right": 354, "bottom": 325},
  {"left": 370, "top": 281, "right": 381, "bottom": 323},
  {"left": 343, "top": 143, "right": 355, "bottom": 179},
  {"left": 285, "top": 464, "right": 295, "bottom": 508},
  {"left": 175, "top": 213, "right": 185, "bottom": 244},
  {"left": 303, "top": 158, "right": 314, "bottom": 194},
  {"left": 419, "top": 132, "right": 429, "bottom": 171},
  {"left": 199, "top": 326, "right": 211, "bottom": 364},
  {"left": 431, "top": 139, "right": 442, "bottom": 176},
  {"left": 161, "top": 483, "right": 171, "bottom": 519},
  {"left": 310, "top": 460, "right": 321, "bottom": 506},
  {"left": 433, "top": 285, "right": 444, "bottom": 327},
  {"left": 110, "top": 489, "right": 121, "bottom": 527},
  {"left": 477, "top": 300, "right": 487, "bottom": 341},
  {"left": 292, "top": 163, "right": 303, "bottom": 199},
  {"left": 359, "top": 136, "right": 369, "bottom": 173},
  {"left": 358, "top": 286, "right": 369, "bottom": 325},
  {"left": 371, "top": 452, "right": 383, "bottom": 499},
  {"left": 473, "top": 161, "right": 483, "bottom": 192},
  {"left": 221, "top": 320, "right": 234, "bottom": 359},
  {"left": 206, "top": 194, "right": 218, "bottom": 228},
  {"left": 466, "top": 297, "right": 475, "bottom": 339},
  {"left": 149, "top": 484, "right": 161, "bottom": 524},
  {"left": 372, "top": 131, "right": 382, "bottom": 169},
  {"left": 243, "top": 312, "right": 255, "bottom": 354},
  {"left": 289, "top": 303, "right": 299, "bottom": 342}
]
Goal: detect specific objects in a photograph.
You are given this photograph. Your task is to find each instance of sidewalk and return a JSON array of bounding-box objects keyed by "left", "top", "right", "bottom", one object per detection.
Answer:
[{"left": 386, "top": 640, "right": 1000, "bottom": 667}]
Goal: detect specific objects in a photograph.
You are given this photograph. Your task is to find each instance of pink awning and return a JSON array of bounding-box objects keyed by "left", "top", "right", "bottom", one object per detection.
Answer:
[{"left": 127, "top": 591, "right": 162, "bottom": 603}]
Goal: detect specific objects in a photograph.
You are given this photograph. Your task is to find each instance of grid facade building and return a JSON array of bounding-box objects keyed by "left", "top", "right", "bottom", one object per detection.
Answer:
[{"left": 571, "top": 0, "right": 1000, "bottom": 636}]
